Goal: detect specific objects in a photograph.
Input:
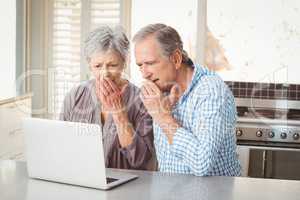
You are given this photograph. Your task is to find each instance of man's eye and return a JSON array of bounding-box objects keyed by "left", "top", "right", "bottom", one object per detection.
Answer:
[
  {"left": 146, "top": 62, "right": 155, "bottom": 65},
  {"left": 94, "top": 64, "right": 101, "bottom": 68}
]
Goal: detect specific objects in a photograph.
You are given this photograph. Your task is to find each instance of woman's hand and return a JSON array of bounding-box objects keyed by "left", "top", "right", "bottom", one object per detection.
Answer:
[
  {"left": 95, "top": 77, "right": 127, "bottom": 115},
  {"left": 96, "top": 77, "right": 133, "bottom": 148}
]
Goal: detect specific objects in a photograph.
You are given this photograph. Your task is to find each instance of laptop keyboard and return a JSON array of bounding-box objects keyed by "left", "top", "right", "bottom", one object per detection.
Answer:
[{"left": 106, "top": 177, "right": 118, "bottom": 184}]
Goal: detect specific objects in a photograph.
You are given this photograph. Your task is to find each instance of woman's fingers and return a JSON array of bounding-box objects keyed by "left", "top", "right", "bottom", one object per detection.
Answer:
[
  {"left": 97, "top": 82, "right": 109, "bottom": 96},
  {"left": 120, "top": 83, "right": 128, "bottom": 95},
  {"left": 99, "top": 77, "right": 121, "bottom": 96},
  {"left": 96, "top": 76, "right": 125, "bottom": 114},
  {"left": 105, "top": 78, "right": 120, "bottom": 93},
  {"left": 100, "top": 78, "right": 113, "bottom": 94}
]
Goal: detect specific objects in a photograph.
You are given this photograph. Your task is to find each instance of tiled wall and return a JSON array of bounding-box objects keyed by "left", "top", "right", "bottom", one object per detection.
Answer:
[{"left": 225, "top": 82, "right": 300, "bottom": 100}]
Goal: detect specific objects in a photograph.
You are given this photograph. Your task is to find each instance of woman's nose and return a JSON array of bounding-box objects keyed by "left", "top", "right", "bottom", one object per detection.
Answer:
[{"left": 100, "top": 66, "right": 110, "bottom": 77}]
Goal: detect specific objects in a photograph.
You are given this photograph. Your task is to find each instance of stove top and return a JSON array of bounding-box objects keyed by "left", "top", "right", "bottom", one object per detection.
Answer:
[
  {"left": 237, "top": 107, "right": 300, "bottom": 121},
  {"left": 236, "top": 106, "right": 300, "bottom": 144}
]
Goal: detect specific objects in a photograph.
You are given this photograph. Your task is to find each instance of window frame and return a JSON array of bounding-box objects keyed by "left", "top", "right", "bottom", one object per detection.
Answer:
[{"left": 46, "top": 0, "right": 131, "bottom": 118}]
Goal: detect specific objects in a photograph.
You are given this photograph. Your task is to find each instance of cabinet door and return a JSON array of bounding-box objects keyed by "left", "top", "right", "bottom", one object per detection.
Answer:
[
  {"left": 248, "top": 149, "right": 266, "bottom": 178},
  {"left": 0, "top": 96, "right": 31, "bottom": 160},
  {"left": 265, "top": 150, "right": 300, "bottom": 180}
]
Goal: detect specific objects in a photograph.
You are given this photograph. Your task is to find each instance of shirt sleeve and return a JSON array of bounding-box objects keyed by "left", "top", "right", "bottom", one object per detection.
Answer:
[
  {"left": 119, "top": 101, "right": 156, "bottom": 170},
  {"left": 59, "top": 90, "right": 73, "bottom": 121},
  {"left": 170, "top": 88, "right": 231, "bottom": 176},
  {"left": 59, "top": 85, "right": 79, "bottom": 121}
]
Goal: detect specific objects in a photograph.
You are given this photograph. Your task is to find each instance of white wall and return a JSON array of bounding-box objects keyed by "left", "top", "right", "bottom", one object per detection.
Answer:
[
  {"left": 130, "top": 0, "right": 199, "bottom": 86},
  {"left": 208, "top": 0, "right": 300, "bottom": 84},
  {"left": 0, "top": 1, "right": 16, "bottom": 100}
]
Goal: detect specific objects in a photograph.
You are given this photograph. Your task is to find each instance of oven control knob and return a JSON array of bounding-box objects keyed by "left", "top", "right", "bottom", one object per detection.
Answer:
[
  {"left": 293, "top": 133, "right": 300, "bottom": 140},
  {"left": 256, "top": 130, "right": 263, "bottom": 137},
  {"left": 268, "top": 131, "right": 275, "bottom": 138},
  {"left": 280, "top": 132, "right": 287, "bottom": 139},
  {"left": 236, "top": 130, "right": 243, "bottom": 137}
]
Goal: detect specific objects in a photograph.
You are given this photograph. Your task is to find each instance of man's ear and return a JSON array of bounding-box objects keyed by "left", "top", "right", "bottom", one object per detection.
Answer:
[{"left": 170, "top": 49, "right": 182, "bottom": 70}]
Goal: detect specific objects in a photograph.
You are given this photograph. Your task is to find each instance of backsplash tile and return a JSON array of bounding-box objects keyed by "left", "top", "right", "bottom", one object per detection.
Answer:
[{"left": 225, "top": 81, "right": 300, "bottom": 100}]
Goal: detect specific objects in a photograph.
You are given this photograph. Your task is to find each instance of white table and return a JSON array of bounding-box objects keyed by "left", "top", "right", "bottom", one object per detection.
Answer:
[{"left": 1, "top": 160, "right": 300, "bottom": 200}]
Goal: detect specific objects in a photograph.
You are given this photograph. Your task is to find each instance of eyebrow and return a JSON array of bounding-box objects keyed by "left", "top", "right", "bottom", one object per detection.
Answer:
[
  {"left": 136, "top": 59, "right": 157, "bottom": 66},
  {"left": 93, "top": 61, "right": 119, "bottom": 66}
]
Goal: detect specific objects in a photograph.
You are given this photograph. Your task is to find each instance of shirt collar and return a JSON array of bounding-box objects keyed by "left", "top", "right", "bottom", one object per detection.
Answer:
[{"left": 176, "top": 64, "right": 207, "bottom": 105}]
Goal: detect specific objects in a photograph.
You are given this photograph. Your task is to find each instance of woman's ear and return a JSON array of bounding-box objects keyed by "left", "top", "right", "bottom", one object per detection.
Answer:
[{"left": 170, "top": 49, "right": 183, "bottom": 70}]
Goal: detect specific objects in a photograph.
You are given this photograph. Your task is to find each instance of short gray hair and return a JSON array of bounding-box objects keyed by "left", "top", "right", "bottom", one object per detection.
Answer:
[
  {"left": 133, "top": 23, "right": 193, "bottom": 66},
  {"left": 84, "top": 26, "right": 129, "bottom": 63}
]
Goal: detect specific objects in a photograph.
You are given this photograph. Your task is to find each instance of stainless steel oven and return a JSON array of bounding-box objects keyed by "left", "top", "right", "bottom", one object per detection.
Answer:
[{"left": 235, "top": 98, "right": 300, "bottom": 180}]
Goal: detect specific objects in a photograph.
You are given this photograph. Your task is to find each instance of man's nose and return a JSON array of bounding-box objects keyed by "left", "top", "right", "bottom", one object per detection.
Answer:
[{"left": 140, "top": 66, "right": 151, "bottom": 79}]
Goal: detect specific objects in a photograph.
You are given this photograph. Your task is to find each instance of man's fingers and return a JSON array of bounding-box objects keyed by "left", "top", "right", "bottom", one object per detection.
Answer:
[
  {"left": 145, "top": 80, "right": 161, "bottom": 94},
  {"left": 169, "top": 84, "right": 180, "bottom": 106},
  {"left": 142, "top": 81, "right": 160, "bottom": 97},
  {"left": 141, "top": 86, "right": 149, "bottom": 99}
]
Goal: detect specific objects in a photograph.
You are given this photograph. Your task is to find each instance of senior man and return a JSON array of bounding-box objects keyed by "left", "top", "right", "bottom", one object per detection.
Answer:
[{"left": 133, "top": 23, "right": 241, "bottom": 176}]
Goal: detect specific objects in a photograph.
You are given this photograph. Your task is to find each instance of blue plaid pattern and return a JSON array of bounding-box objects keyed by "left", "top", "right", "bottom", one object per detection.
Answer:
[{"left": 154, "top": 64, "right": 241, "bottom": 176}]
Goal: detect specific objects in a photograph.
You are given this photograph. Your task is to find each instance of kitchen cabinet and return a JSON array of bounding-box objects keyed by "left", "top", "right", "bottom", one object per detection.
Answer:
[{"left": 0, "top": 94, "right": 31, "bottom": 160}]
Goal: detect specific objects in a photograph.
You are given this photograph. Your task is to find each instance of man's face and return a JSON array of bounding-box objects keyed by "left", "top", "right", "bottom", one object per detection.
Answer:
[{"left": 134, "top": 36, "right": 177, "bottom": 92}]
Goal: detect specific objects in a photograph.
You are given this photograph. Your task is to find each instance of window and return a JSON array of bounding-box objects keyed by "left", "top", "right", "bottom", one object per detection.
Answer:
[
  {"left": 90, "top": 0, "right": 121, "bottom": 30},
  {"left": 48, "top": 0, "right": 123, "bottom": 119}
]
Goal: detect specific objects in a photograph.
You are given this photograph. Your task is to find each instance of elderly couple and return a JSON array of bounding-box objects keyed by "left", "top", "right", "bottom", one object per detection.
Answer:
[{"left": 60, "top": 24, "right": 241, "bottom": 176}]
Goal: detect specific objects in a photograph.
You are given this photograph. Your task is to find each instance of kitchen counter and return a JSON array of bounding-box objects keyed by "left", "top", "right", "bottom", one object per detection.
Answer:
[{"left": 1, "top": 160, "right": 300, "bottom": 200}]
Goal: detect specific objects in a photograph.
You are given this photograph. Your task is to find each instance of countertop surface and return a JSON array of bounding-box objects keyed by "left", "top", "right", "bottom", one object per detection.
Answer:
[{"left": 1, "top": 160, "right": 300, "bottom": 200}]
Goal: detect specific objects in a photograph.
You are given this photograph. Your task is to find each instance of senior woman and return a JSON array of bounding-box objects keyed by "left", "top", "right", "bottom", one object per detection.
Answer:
[{"left": 60, "top": 26, "right": 155, "bottom": 170}]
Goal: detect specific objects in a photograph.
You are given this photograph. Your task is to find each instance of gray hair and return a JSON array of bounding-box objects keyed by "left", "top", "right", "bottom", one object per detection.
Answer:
[
  {"left": 84, "top": 26, "right": 129, "bottom": 63},
  {"left": 133, "top": 23, "right": 193, "bottom": 66}
]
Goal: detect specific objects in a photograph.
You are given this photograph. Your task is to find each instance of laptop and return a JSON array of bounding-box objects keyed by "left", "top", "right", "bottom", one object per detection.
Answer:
[{"left": 23, "top": 117, "right": 138, "bottom": 190}]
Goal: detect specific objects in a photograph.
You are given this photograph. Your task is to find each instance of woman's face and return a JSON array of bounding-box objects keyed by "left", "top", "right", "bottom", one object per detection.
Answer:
[{"left": 89, "top": 50, "right": 125, "bottom": 83}]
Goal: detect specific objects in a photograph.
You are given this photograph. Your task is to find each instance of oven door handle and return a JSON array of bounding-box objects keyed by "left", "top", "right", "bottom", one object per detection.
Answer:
[
  {"left": 261, "top": 150, "right": 267, "bottom": 177},
  {"left": 241, "top": 145, "right": 300, "bottom": 152}
]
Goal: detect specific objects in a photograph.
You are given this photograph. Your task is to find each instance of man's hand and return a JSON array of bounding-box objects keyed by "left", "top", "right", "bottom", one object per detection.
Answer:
[
  {"left": 140, "top": 80, "right": 180, "bottom": 144},
  {"left": 140, "top": 80, "right": 179, "bottom": 121}
]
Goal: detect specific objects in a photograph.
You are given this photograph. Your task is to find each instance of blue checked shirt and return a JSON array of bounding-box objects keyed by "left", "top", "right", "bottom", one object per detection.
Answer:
[{"left": 154, "top": 64, "right": 241, "bottom": 176}]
